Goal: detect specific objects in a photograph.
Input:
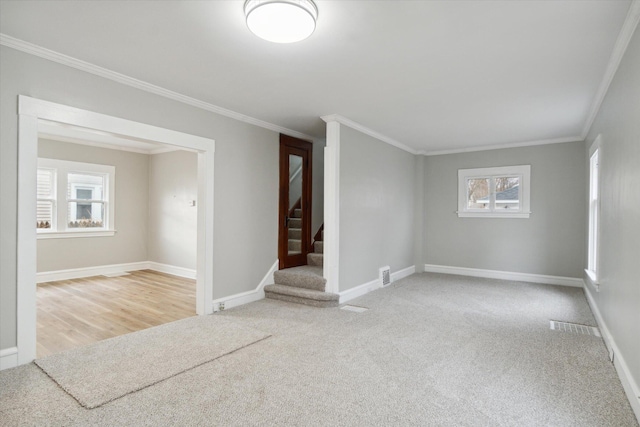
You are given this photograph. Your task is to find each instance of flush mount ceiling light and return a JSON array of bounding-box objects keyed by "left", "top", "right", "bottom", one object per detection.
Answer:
[{"left": 244, "top": 0, "right": 318, "bottom": 43}]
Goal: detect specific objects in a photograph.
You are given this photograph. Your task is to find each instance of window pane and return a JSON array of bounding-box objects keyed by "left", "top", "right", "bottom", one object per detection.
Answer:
[
  {"left": 467, "top": 178, "right": 490, "bottom": 209},
  {"left": 494, "top": 176, "right": 520, "bottom": 210},
  {"left": 37, "top": 201, "right": 53, "bottom": 229},
  {"left": 67, "top": 173, "right": 104, "bottom": 200},
  {"left": 68, "top": 202, "right": 105, "bottom": 228},
  {"left": 467, "top": 178, "right": 489, "bottom": 209}
]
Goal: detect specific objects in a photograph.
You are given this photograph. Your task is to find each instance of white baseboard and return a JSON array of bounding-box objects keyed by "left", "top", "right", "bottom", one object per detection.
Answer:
[
  {"left": 0, "top": 347, "right": 18, "bottom": 371},
  {"left": 147, "top": 262, "right": 196, "bottom": 279},
  {"left": 391, "top": 265, "right": 416, "bottom": 282},
  {"left": 212, "top": 260, "right": 278, "bottom": 312},
  {"left": 339, "top": 278, "right": 380, "bottom": 304},
  {"left": 37, "top": 262, "right": 149, "bottom": 283},
  {"left": 36, "top": 261, "right": 197, "bottom": 283},
  {"left": 584, "top": 284, "right": 640, "bottom": 421},
  {"left": 340, "top": 264, "right": 416, "bottom": 304},
  {"left": 423, "top": 264, "right": 583, "bottom": 287}
]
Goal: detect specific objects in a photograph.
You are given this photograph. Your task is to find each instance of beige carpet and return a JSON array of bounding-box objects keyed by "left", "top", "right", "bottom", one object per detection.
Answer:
[
  {"left": 2, "top": 273, "right": 638, "bottom": 425},
  {"left": 34, "top": 315, "right": 270, "bottom": 408}
]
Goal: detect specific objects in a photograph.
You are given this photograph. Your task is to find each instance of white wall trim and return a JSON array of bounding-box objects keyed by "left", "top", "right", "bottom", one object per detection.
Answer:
[
  {"left": 0, "top": 347, "right": 19, "bottom": 371},
  {"left": 37, "top": 262, "right": 148, "bottom": 283},
  {"left": 391, "top": 265, "right": 416, "bottom": 282},
  {"left": 322, "top": 120, "right": 341, "bottom": 294},
  {"left": 580, "top": 0, "right": 640, "bottom": 139},
  {"left": 146, "top": 262, "right": 197, "bottom": 280},
  {"left": 339, "top": 278, "right": 380, "bottom": 304},
  {"left": 36, "top": 262, "right": 197, "bottom": 283},
  {"left": 16, "top": 96, "right": 215, "bottom": 366},
  {"left": 423, "top": 264, "right": 583, "bottom": 287},
  {"left": 321, "top": 114, "right": 418, "bottom": 155},
  {"left": 212, "top": 260, "right": 278, "bottom": 312},
  {"left": 421, "top": 136, "right": 583, "bottom": 156},
  {"left": 584, "top": 284, "right": 640, "bottom": 421},
  {"left": 0, "top": 34, "right": 313, "bottom": 142},
  {"left": 339, "top": 265, "right": 416, "bottom": 304}
]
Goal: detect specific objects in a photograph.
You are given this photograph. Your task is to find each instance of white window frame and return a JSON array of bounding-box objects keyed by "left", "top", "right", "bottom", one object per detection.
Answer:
[
  {"left": 457, "top": 165, "right": 531, "bottom": 218},
  {"left": 585, "top": 136, "right": 601, "bottom": 288},
  {"left": 37, "top": 158, "right": 116, "bottom": 239}
]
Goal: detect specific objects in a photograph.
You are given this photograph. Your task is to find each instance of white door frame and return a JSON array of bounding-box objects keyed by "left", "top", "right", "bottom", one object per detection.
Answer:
[{"left": 16, "top": 95, "right": 215, "bottom": 365}]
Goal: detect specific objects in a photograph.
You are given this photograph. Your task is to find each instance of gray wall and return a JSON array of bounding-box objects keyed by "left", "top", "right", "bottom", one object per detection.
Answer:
[
  {"left": 339, "top": 126, "right": 416, "bottom": 291},
  {"left": 424, "top": 141, "right": 586, "bottom": 278},
  {"left": 583, "top": 25, "right": 640, "bottom": 395},
  {"left": 36, "top": 139, "right": 150, "bottom": 272},
  {"left": 0, "top": 46, "right": 278, "bottom": 350},
  {"left": 148, "top": 150, "right": 198, "bottom": 270}
]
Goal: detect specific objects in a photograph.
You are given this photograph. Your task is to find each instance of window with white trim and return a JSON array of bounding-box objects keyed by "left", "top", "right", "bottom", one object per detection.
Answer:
[
  {"left": 37, "top": 158, "right": 115, "bottom": 238},
  {"left": 586, "top": 139, "right": 600, "bottom": 283},
  {"left": 457, "top": 165, "right": 531, "bottom": 218}
]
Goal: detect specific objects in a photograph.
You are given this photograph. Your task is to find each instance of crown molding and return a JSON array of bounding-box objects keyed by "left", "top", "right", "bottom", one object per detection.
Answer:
[
  {"left": 581, "top": 0, "right": 640, "bottom": 139},
  {"left": 421, "top": 135, "right": 584, "bottom": 157},
  {"left": 0, "top": 33, "right": 313, "bottom": 141},
  {"left": 321, "top": 114, "right": 418, "bottom": 155}
]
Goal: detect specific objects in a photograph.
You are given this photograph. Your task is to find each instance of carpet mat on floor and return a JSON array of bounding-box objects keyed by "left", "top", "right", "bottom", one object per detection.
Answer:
[{"left": 35, "top": 315, "right": 270, "bottom": 408}]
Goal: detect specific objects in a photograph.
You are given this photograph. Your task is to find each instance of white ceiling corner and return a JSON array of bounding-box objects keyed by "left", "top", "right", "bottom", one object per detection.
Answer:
[{"left": 580, "top": 0, "right": 640, "bottom": 139}]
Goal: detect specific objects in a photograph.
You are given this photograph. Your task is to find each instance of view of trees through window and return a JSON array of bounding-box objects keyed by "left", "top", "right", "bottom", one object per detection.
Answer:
[{"left": 467, "top": 176, "right": 520, "bottom": 210}]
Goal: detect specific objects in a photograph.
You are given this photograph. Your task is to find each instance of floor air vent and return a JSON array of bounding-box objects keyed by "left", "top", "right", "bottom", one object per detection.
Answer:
[
  {"left": 550, "top": 320, "right": 601, "bottom": 337},
  {"left": 380, "top": 266, "right": 391, "bottom": 287}
]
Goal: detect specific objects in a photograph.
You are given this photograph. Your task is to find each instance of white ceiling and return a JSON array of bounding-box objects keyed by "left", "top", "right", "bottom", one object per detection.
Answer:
[{"left": 0, "top": 1, "right": 634, "bottom": 153}]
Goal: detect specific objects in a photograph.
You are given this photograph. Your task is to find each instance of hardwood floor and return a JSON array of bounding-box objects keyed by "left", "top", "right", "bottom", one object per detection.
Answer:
[{"left": 37, "top": 270, "right": 196, "bottom": 358}]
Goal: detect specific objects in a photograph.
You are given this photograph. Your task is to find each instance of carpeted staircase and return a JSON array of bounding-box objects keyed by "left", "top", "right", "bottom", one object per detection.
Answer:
[{"left": 265, "top": 218, "right": 338, "bottom": 308}]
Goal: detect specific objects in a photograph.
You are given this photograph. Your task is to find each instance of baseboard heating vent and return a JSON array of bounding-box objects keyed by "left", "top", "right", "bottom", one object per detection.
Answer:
[
  {"left": 550, "top": 320, "right": 601, "bottom": 337},
  {"left": 341, "top": 305, "right": 368, "bottom": 313},
  {"left": 380, "top": 266, "right": 391, "bottom": 287}
]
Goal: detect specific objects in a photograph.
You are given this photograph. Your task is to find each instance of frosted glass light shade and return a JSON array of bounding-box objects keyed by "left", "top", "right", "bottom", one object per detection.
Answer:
[{"left": 245, "top": 0, "right": 317, "bottom": 43}]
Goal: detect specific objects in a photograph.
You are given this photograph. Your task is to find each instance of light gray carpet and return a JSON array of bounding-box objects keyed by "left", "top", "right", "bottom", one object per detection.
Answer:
[
  {"left": 1, "top": 273, "right": 637, "bottom": 426},
  {"left": 34, "top": 315, "right": 271, "bottom": 408}
]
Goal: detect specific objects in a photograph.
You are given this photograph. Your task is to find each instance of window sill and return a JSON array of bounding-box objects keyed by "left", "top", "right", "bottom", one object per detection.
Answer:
[
  {"left": 37, "top": 230, "right": 116, "bottom": 239},
  {"left": 584, "top": 269, "right": 600, "bottom": 292},
  {"left": 457, "top": 212, "right": 531, "bottom": 219}
]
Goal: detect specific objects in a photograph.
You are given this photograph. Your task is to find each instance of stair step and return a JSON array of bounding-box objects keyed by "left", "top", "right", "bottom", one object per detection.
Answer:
[
  {"left": 289, "top": 218, "right": 302, "bottom": 228},
  {"left": 307, "top": 253, "right": 323, "bottom": 267},
  {"left": 314, "top": 241, "right": 323, "bottom": 253},
  {"left": 292, "top": 209, "right": 302, "bottom": 218},
  {"left": 288, "top": 228, "right": 301, "bottom": 239},
  {"left": 288, "top": 239, "right": 301, "bottom": 251},
  {"left": 264, "top": 284, "right": 338, "bottom": 308},
  {"left": 274, "top": 265, "right": 325, "bottom": 291}
]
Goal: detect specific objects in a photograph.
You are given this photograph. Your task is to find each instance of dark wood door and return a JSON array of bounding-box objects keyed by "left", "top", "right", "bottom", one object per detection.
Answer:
[{"left": 279, "top": 134, "right": 312, "bottom": 269}]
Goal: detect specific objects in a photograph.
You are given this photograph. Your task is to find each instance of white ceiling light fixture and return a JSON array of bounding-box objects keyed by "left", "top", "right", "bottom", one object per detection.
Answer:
[{"left": 244, "top": 0, "right": 318, "bottom": 44}]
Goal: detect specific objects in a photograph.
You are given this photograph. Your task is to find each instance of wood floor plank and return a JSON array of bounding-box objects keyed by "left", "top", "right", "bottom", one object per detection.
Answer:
[{"left": 37, "top": 270, "right": 196, "bottom": 358}]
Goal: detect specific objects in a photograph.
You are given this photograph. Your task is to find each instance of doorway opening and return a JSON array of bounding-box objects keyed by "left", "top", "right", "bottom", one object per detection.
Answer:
[
  {"left": 278, "top": 134, "right": 313, "bottom": 270},
  {"left": 16, "top": 96, "right": 214, "bottom": 365}
]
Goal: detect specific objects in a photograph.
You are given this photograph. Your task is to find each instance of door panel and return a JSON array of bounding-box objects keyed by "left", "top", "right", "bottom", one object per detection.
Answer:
[{"left": 279, "top": 135, "right": 312, "bottom": 269}]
